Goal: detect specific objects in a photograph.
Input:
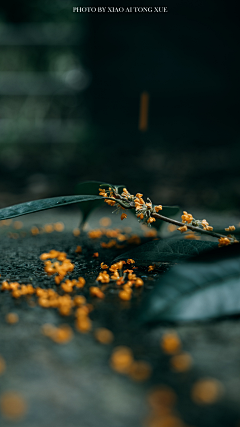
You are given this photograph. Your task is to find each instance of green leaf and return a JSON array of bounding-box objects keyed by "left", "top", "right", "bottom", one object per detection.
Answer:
[
  {"left": 0, "top": 195, "right": 103, "bottom": 220},
  {"left": 139, "top": 243, "right": 240, "bottom": 323},
  {"left": 75, "top": 181, "right": 125, "bottom": 227},
  {"left": 114, "top": 237, "right": 217, "bottom": 265}
]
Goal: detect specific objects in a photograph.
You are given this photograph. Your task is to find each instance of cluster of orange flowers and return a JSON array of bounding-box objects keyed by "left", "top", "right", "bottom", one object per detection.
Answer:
[
  {"left": 98, "top": 187, "right": 162, "bottom": 226},
  {"left": 122, "top": 187, "right": 130, "bottom": 197},
  {"left": 145, "top": 370, "right": 222, "bottom": 427},
  {"left": 181, "top": 211, "right": 193, "bottom": 224},
  {"left": 154, "top": 332, "right": 223, "bottom": 409},
  {"left": 101, "top": 236, "right": 141, "bottom": 248},
  {"left": 218, "top": 237, "right": 231, "bottom": 247},
  {"left": 96, "top": 269, "right": 111, "bottom": 283},
  {"left": 134, "top": 193, "right": 145, "bottom": 210},
  {"left": 1, "top": 247, "right": 91, "bottom": 325},
  {"left": 5, "top": 255, "right": 94, "bottom": 335},
  {"left": 201, "top": 219, "right": 213, "bottom": 231},
  {"left": 180, "top": 211, "right": 214, "bottom": 232},
  {"left": 60, "top": 277, "right": 85, "bottom": 293},
  {"left": 128, "top": 234, "right": 141, "bottom": 244},
  {"left": 1, "top": 220, "right": 77, "bottom": 240},
  {"left": 4, "top": 221, "right": 65, "bottom": 237},
  {"left": 75, "top": 301, "right": 93, "bottom": 333},
  {"left": 88, "top": 227, "right": 141, "bottom": 249},
  {"left": 134, "top": 193, "right": 162, "bottom": 225},
  {"left": 99, "top": 186, "right": 117, "bottom": 206},
  {"left": 179, "top": 211, "right": 216, "bottom": 233},
  {"left": 36, "top": 289, "right": 74, "bottom": 316},
  {"left": 41, "top": 298, "right": 89, "bottom": 337},
  {"left": 88, "top": 229, "right": 103, "bottom": 239},
  {"left": 99, "top": 187, "right": 240, "bottom": 249},
  {"left": 94, "top": 327, "right": 114, "bottom": 344},
  {"left": 104, "top": 199, "right": 116, "bottom": 206},
  {"left": 146, "top": 385, "right": 179, "bottom": 427},
  {"left": 89, "top": 228, "right": 125, "bottom": 240},
  {"left": 147, "top": 217, "right": 156, "bottom": 224},
  {"left": 40, "top": 295, "right": 93, "bottom": 335},
  {"left": 217, "top": 226, "right": 238, "bottom": 246},
  {"left": 38, "top": 250, "right": 90, "bottom": 316},
  {"left": 1, "top": 279, "right": 84, "bottom": 317},
  {"left": 1, "top": 281, "right": 35, "bottom": 299},
  {"left": 3, "top": 250, "right": 145, "bottom": 309},
  {"left": 177, "top": 225, "right": 188, "bottom": 233},
  {"left": 225, "top": 225, "right": 236, "bottom": 232},
  {"left": 184, "top": 231, "right": 201, "bottom": 240},
  {"left": 40, "top": 250, "right": 75, "bottom": 285},
  {"left": 95, "top": 259, "right": 144, "bottom": 300},
  {"left": 154, "top": 205, "right": 163, "bottom": 212},
  {"left": 158, "top": 328, "right": 225, "bottom": 414},
  {"left": 99, "top": 188, "right": 108, "bottom": 197},
  {"left": 0, "top": 227, "right": 142, "bottom": 360},
  {"left": 110, "top": 346, "right": 152, "bottom": 382},
  {"left": 101, "top": 240, "right": 122, "bottom": 249},
  {"left": 219, "top": 226, "right": 238, "bottom": 246},
  {"left": 179, "top": 212, "right": 239, "bottom": 246},
  {"left": 168, "top": 224, "right": 200, "bottom": 240},
  {"left": 42, "top": 323, "right": 73, "bottom": 343},
  {"left": 89, "top": 286, "right": 105, "bottom": 299}
]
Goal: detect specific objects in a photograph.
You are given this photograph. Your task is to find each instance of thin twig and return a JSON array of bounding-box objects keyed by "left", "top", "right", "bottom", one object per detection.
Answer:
[
  {"left": 104, "top": 197, "right": 230, "bottom": 240},
  {"left": 152, "top": 213, "right": 227, "bottom": 239}
]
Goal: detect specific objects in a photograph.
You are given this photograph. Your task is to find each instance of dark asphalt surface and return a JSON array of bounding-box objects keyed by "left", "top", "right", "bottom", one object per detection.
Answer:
[{"left": 0, "top": 208, "right": 240, "bottom": 427}]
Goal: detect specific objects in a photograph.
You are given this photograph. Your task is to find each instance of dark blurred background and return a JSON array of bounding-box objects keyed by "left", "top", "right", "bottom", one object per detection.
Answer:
[{"left": 0, "top": 0, "right": 239, "bottom": 212}]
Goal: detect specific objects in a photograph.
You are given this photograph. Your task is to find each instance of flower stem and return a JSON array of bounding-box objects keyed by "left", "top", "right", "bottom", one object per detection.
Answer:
[
  {"left": 105, "top": 197, "right": 230, "bottom": 240},
  {"left": 152, "top": 213, "right": 227, "bottom": 239}
]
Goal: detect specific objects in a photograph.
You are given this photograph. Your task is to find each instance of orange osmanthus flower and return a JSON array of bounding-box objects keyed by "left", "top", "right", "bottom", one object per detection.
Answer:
[
  {"left": 121, "top": 213, "right": 127, "bottom": 220},
  {"left": 218, "top": 237, "right": 231, "bottom": 247}
]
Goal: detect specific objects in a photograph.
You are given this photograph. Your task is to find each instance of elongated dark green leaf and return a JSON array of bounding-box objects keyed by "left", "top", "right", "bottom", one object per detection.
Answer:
[
  {"left": 75, "top": 181, "right": 125, "bottom": 227},
  {"left": 0, "top": 195, "right": 103, "bottom": 220},
  {"left": 139, "top": 243, "right": 240, "bottom": 323},
  {"left": 114, "top": 238, "right": 217, "bottom": 265}
]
